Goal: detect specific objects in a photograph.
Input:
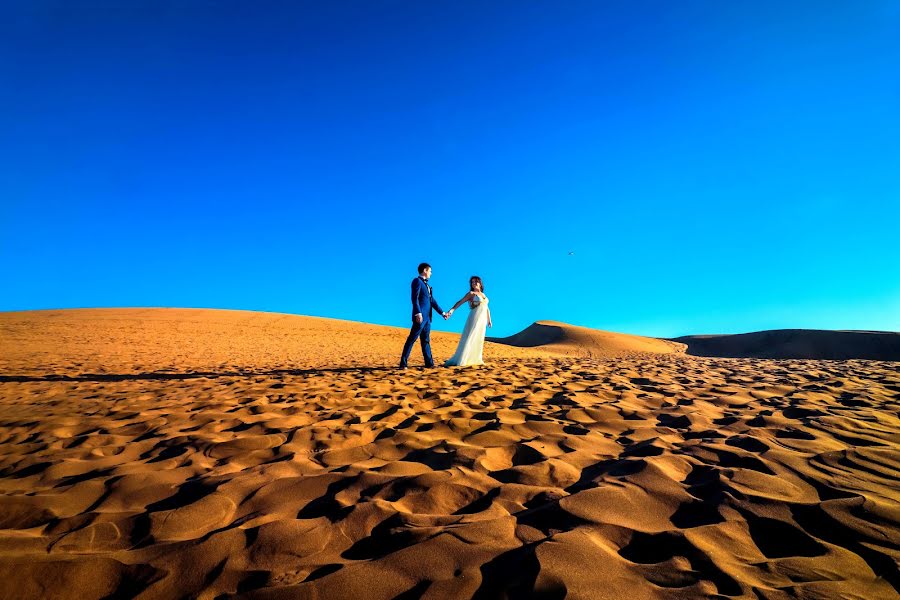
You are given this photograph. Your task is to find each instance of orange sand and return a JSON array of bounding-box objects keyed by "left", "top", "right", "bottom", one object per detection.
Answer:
[{"left": 0, "top": 309, "right": 898, "bottom": 599}]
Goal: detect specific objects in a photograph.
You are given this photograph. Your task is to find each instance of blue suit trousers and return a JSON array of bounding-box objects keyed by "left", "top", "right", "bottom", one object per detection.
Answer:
[{"left": 399, "top": 317, "right": 433, "bottom": 367}]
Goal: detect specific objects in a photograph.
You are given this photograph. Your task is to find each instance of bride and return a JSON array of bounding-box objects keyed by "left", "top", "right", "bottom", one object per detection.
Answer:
[{"left": 444, "top": 276, "right": 492, "bottom": 366}]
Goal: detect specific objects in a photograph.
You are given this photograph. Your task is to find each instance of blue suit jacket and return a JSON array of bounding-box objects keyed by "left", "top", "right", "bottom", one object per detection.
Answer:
[{"left": 411, "top": 277, "right": 445, "bottom": 322}]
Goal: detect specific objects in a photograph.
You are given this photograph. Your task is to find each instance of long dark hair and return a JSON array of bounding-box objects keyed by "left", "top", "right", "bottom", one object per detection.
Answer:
[{"left": 469, "top": 276, "right": 484, "bottom": 293}]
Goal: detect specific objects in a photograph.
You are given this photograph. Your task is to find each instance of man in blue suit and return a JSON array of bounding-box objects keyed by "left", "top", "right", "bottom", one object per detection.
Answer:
[{"left": 399, "top": 262, "right": 448, "bottom": 368}]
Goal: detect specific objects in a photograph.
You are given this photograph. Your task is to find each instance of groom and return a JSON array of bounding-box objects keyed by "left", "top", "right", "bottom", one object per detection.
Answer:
[{"left": 399, "top": 262, "right": 448, "bottom": 368}]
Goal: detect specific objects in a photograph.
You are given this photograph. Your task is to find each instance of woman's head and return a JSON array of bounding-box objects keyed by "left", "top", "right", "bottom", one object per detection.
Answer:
[{"left": 469, "top": 276, "right": 484, "bottom": 292}]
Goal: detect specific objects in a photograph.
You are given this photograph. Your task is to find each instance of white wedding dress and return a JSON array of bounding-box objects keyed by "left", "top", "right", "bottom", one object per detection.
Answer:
[{"left": 445, "top": 293, "right": 489, "bottom": 366}]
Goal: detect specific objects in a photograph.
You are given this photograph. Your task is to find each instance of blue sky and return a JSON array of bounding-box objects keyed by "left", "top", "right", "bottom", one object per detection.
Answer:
[{"left": 2, "top": 1, "right": 899, "bottom": 337}]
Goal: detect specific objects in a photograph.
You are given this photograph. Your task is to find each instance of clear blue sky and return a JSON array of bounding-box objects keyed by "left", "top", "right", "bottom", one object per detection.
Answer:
[{"left": 2, "top": 1, "right": 899, "bottom": 337}]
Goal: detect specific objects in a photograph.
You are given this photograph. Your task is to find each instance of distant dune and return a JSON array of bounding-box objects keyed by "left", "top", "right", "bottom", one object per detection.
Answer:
[
  {"left": 488, "top": 320, "right": 686, "bottom": 358},
  {"left": 488, "top": 320, "right": 900, "bottom": 362},
  {"left": 673, "top": 329, "right": 900, "bottom": 361}
]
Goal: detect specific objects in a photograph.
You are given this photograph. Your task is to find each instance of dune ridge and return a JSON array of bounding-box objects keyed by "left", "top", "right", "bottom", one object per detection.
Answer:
[
  {"left": 673, "top": 329, "right": 900, "bottom": 361},
  {"left": 0, "top": 308, "right": 898, "bottom": 599}
]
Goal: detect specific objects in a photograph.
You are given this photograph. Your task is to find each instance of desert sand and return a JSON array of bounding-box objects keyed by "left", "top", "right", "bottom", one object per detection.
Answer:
[{"left": 0, "top": 308, "right": 898, "bottom": 599}]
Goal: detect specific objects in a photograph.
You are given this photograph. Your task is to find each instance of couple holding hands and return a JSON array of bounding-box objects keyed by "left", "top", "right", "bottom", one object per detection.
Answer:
[{"left": 399, "top": 262, "right": 491, "bottom": 368}]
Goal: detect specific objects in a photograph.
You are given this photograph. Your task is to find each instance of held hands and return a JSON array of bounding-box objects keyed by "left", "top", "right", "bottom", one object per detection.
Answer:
[{"left": 442, "top": 311, "right": 450, "bottom": 320}]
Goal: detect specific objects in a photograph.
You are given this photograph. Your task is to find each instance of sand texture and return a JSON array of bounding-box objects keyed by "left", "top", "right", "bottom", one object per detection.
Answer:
[{"left": 0, "top": 309, "right": 898, "bottom": 599}]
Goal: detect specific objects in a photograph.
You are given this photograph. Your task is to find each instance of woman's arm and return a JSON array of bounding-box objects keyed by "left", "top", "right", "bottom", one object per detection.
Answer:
[
  {"left": 487, "top": 306, "right": 492, "bottom": 328},
  {"left": 447, "top": 292, "right": 474, "bottom": 315}
]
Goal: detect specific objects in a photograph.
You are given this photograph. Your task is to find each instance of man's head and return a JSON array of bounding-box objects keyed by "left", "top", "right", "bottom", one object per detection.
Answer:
[{"left": 418, "top": 262, "right": 432, "bottom": 280}]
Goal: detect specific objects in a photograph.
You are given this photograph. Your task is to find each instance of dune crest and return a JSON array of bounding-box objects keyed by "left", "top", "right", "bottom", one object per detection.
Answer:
[{"left": 488, "top": 320, "right": 686, "bottom": 358}]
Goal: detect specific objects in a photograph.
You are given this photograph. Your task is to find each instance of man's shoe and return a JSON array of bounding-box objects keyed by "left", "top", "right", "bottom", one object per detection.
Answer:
[{"left": 398, "top": 363, "right": 408, "bottom": 369}]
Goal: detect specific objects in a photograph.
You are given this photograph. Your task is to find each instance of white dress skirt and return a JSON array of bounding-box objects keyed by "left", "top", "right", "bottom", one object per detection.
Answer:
[{"left": 444, "top": 294, "right": 489, "bottom": 366}]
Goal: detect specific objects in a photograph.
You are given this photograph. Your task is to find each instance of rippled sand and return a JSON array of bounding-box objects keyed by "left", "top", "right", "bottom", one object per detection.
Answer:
[{"left": 0, "top": 309, "right": 897, "bottom": 599}]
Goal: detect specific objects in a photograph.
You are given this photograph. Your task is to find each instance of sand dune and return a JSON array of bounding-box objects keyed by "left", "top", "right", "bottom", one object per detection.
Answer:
[
  {"left": 1, "top": 309, "right": 898, "bottom": 599},
  {"left": 674, "top": 329, "right": 900, "bottom": 361},
  {"left": 487, "top": 320, "right": 686, "bottom": 358},
  {"left": 0, "top": 308, "right": 547, "bottom": 376}
]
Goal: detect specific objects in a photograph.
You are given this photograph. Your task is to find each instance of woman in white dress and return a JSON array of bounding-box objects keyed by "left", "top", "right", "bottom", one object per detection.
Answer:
[{"left": 444, "top": 276, "right": 492, "bottom": 367}]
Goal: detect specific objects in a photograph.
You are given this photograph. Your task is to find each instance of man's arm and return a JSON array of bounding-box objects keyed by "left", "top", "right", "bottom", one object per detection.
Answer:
[
  {"left": 412, "top": 279, "right": 425, "bottom": 322},
  {"left": 430, "top": 293, "right": 445, "bottom": 317}
]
